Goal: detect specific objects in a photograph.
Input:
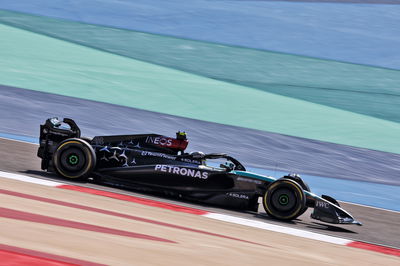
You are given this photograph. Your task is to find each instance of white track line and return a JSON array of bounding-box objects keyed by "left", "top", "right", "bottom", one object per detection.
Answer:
[
  {"left": 203, "top": 213, "right": 351, "bottom": 245},
  {"left": 0, "top": 171, "right": 62, "bottom": 187}
]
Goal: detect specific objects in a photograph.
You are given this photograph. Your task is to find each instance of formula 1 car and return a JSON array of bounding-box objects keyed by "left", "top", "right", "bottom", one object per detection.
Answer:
[{"left": 37, "top": 117, "right": 362, "bottom": 225}]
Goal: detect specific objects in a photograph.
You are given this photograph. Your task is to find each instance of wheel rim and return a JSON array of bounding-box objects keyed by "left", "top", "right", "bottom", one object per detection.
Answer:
[
  {"left": 278, "top": 194, "right": 289, "bottom": 205},
  {"left": 271, "top": 188, "right": 296, "bottom": 212},
  {"left": 60, "top": 147, "right": 86, "bottom": 172},
  {"left": 68, "top": 154, "right": 79, "bottom": 165}
]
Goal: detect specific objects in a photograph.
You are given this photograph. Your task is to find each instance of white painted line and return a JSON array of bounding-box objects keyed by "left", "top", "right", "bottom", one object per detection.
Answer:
[
  {"left": 0, "top": 171, "right": 63, "bottom": 187},
  {"left": 203, "top": 213, "right": 352, "bottom": 245}
]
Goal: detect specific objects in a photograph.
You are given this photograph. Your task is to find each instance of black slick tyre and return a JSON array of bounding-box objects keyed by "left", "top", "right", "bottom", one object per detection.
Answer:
[
  {"left": 53, "top": 138, "right": 96, "bottom": 180},
  {"left": 281, "top": 175, "right": 310, "bottom": 216},
  {"left": 263, "top": 179, "right": 306, "bottom": 221}
]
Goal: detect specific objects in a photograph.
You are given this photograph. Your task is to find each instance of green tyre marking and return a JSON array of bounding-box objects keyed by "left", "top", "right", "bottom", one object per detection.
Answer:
[
  {"left": 278, "top": 194, "right": 289, "bottom": 206},
  {"left": 68, "top": 154, "right": 79, "bottom": 165}
]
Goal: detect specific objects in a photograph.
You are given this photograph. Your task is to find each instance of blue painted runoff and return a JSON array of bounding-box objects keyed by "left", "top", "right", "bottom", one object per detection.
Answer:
[
  {"left": 1, "top": 0, "right": 400, "bottom": 69},
  {"left": 0, "top": 132, "right": 38, "bottom": 144},
  {"left": 0, "top": 132, "right": 398, "bottom": 212},
  {"left": 246, "top": 167, "right": 400, "bottom": 212}
]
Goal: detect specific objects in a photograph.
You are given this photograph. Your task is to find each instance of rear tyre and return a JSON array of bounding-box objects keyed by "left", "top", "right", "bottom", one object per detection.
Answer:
[
  {"left": 53, "top": 138, "right": 96, "bottom": 180},
  {"left": 263, "top": 179, "right": 306, "bottom": 220}
]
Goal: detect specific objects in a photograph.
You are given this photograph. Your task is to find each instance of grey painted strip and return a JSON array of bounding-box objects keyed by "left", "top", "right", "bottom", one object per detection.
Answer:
[{"left": 1, "top": 84, "right": 399, "bottom": 186}]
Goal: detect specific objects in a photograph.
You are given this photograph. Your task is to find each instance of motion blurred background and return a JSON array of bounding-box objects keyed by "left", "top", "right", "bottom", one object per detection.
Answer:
[{"left": 1, "top": 0, "right": 399, "bottom": 208}]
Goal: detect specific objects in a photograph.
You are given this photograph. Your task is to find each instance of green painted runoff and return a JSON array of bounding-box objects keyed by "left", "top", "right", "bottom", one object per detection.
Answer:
[
  {"left": 0, "top": 23, "right": 399, "bottom": 154},
  {"left": 1, "top": 9, "right": 399, "bottom": 124}
]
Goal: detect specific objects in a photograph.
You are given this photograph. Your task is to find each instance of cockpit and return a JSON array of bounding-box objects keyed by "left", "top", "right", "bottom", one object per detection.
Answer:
[{"left": 186, "top": 152, "right": 246, "bottom": 171}]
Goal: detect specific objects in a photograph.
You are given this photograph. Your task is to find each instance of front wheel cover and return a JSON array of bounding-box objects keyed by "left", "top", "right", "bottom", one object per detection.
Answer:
[
  {"left": 281, "top": 175, "right": 310, "bottom": 192},
  {"left": 53, "top": 138, "right": 96, "bottom": 180},
  {"left": 263, "top": 179, "right": 306, "bottom": 220},
  {"left": 280, "top": 175, "right": 310, "bottom": 216}
]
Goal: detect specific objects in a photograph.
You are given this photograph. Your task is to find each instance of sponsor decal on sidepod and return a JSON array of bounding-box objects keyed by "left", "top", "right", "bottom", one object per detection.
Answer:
[{"left": 155, "top": 165, "right": 208, "bottom": 179}]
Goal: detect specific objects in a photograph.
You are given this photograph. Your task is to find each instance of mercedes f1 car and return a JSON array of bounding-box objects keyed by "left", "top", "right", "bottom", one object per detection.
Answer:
[{"left": 37, "top": 118, "right": 362, "bottom": 225}]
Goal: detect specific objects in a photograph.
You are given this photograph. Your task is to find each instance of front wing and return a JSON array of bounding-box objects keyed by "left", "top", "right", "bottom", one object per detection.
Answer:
[{"left": 306, "top": 192, "right": 362, "bottom": 225}]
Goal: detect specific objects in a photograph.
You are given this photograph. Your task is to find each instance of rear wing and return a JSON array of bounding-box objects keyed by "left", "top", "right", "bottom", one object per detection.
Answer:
[{"left": 37, "top": 117, "right": 81, "bottom": 170}]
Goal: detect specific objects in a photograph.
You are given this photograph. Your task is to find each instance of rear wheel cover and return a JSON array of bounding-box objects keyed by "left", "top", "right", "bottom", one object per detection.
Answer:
[
  {"left": 53, "top": 138, "right": 96, "bottom": 179},
  {"left": 263, "top": 179, "right": 306, "bottom": 220}
]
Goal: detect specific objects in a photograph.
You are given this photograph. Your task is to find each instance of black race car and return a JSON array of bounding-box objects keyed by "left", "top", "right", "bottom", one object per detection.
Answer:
[{"left": 37, "top": 117, "right": 362, "bottom": 225}]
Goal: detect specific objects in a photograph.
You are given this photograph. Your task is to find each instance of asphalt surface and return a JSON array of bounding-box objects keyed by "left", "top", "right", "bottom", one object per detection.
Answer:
[{"left": 1, "top": 138, "right": 399, "bottom": 249}]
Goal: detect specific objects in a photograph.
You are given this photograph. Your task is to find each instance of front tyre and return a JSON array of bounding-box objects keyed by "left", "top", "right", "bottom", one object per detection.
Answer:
[
  {"left": 53, "top": 138, "right": 96, "bottom": 180},
  {"left": 281, "top": 174, "right": 310, "bottom": 216},
  {"left": 263, "top": 179, "right": 306, "bottom": 221}
]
